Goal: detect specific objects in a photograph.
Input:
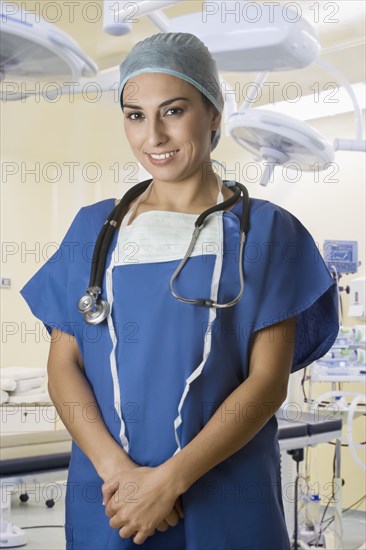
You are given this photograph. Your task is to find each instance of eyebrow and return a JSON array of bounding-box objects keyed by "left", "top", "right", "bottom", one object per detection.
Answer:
[{"left": 122, "top": 97, "right": 190, "bottom": 111}]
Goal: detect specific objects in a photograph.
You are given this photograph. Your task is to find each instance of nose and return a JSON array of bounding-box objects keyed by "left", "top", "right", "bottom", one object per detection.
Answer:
[{"left": 145, "top": 116, "right": 168, "bottom": 148}]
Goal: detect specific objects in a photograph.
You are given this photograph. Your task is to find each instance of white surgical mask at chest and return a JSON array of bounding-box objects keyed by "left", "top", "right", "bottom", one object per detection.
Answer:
[{"left": 112, "top": 175, "right": 225, "bottom": 266}]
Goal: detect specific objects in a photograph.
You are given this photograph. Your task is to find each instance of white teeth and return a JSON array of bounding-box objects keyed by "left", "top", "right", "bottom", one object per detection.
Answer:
[{"left": 150, "top": 151, "right": 177, "bottom": 160}]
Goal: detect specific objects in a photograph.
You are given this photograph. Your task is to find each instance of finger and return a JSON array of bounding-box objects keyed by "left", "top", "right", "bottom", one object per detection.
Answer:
[
  {"left": 118, "top": 523, "right": 155, "bottom": 544},
  {"left": 132, "top": 529, "right": 155, "bottom": 545},
  {"left": 163, "top": 508, "right": 179, "bottom": 527},
  {"left": 110, "top": 512, "right": 127, "bottom": 530},
  {"left": 104, "top": 491, "right": 120, "bottom": 519},
  {"left": 102, "top": 487, "right": 117, "bottom": 510},
  {"left": 102, "top": 480, "right": 119, "bottom": 507},
  {"left": 104, "top": 484, "right": 125, "bottom": 518},
  {"left": 174, "top": 497, "right": 184, "bottom": 518},
  {"left": 118, "top": 525, "right": 134, "bottom": 540},
  {"left": 156, "top": 520, "right": 169, "bottom": 532}
]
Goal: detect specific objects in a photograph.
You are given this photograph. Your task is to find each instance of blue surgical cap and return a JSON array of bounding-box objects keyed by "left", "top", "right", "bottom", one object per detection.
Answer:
[{"left": 118, "top": 32, "right": 224, "bottom": 151}]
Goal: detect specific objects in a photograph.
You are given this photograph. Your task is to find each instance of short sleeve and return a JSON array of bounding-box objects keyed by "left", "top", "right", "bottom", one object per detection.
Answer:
[
  {"left": 246, "top": 201, "right": 339, "bottom": 373},
  {"left": 20, "top": 207, "right": 91, "bottom": 337}
]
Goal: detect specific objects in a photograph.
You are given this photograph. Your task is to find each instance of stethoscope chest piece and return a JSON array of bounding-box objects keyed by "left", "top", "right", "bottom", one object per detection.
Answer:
[
  {"left": 77, "top": 286, "right": 110, "bottom": 325},
  {"left": 82, "top": 300, "right": 110, "bottom": 325},
  {"left": 77, "top": 293, "right": 95, "bottom": 313}
]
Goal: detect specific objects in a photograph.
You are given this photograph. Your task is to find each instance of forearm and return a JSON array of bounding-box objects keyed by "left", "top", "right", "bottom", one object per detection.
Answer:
[
  {"left": 48, "top": 359, "right": 134, "bottom": 481},
  {"left": 163, "top": 374, "right": 287, "bottom": 495},
  {"left": 162, "top": 317, "right": 295, "bottom": 495}
]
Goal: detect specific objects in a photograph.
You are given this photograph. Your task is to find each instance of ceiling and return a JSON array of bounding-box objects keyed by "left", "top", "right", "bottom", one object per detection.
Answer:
[{"left": 6, "top": 0, "right": 366, "bottom": 105}]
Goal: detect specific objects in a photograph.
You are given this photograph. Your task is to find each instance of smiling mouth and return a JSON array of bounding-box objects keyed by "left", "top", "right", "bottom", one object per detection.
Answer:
[{"left": 148, "top": 150, "right": 179, "bottom": 160}]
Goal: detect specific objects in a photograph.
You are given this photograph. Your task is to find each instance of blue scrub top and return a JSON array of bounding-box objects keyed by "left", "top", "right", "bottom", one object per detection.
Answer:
[{"left": 20, "top": 193, "right": 339, "bottom": 550}]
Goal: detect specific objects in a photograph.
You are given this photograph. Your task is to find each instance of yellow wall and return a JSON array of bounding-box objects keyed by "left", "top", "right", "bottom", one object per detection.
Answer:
[{"left": 1, "top": 89, "right": 365, "bottom": 510}]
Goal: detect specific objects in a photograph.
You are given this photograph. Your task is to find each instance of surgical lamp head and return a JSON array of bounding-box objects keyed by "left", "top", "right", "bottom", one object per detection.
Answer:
[{"left": 118, "top": 32, "right": 224, "bottom": 151}]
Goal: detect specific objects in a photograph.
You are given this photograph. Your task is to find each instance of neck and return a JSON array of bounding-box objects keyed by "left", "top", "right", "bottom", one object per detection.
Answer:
[{"left": 146, "top": 169, "right": 222, "bottom": 213}]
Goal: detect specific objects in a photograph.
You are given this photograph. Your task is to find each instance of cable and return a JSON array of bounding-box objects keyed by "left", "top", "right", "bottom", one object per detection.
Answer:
[
  {"left": 314, "top": 447, "right": 344, "bottom": 545},
  {"left": 301, "top": 366, "right": 308, "bottom": 404},
  {"left": 311, "top": 398, "right": 366, "bottom": 408},
  {"left": 339, "top": 293, "right": 344, "bottom": 326},
  {"left": 329, "top": 264, "right": 343, "bottom": 326},
  {"left": 328, "top": 441, "right": 366, "bottom": 447},
  {"left": 20, "top": 525, "right": 64, "bottom": 529},
  {"left": 347, "top": 394, "right": 366, "bottom": 471},
  {"left": 287, "top": 449, "right": 304, "bottom": 550},
  {"left": 318, "top": 515, "right": 335, "bottom": 538},
  {"left": 312, "top": 391, "right": 366, "bottom": 412},
  {"left": 343, "top": 494, "right": 366, "bottom": 514},
  {"left": 305, "top": 447, "right": 310, "bottom": 495},
  {"left": 315, "top": 495, "right": 366, "bottom": 538},
  {"left": 319, "top": 447, "right": 337, "bottom": 527},
  {"left": 294, "top": 462, "right": 300, "bottom": 550}
]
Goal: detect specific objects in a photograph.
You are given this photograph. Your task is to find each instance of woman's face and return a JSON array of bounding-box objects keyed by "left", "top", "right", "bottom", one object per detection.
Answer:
[{"left": 121, "top": 72, "right": 221, "bottom": 183}]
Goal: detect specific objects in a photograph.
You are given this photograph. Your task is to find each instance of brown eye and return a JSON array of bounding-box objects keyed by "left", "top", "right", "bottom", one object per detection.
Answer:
[
  {"left": 165, "top": 108, "right": 183, "bottom": 116},
  {"left": 126, "top": 112, "right": 142, "bottom": 120}
]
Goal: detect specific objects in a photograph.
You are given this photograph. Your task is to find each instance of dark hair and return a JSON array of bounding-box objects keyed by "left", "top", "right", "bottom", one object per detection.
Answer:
[{"left": 201, "top": 92, "right": 213, "bottom": 110}]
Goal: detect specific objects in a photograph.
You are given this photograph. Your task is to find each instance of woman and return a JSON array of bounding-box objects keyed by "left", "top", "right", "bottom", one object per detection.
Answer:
[{"left": 20, "top": 32, "right": 339, "bottom": 549}]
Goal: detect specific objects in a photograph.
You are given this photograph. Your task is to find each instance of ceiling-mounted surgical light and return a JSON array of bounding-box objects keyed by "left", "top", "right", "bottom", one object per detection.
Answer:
[
  {"left": 0, "top": 1, "right": 98, "bottom": 101},
  {"left": 170, "top": 1, "right": 320, "bottom": 71},
  {"left": 227, "top": 108, "right": 335, "bottom": 186},
  {"left": 1, "top": 0, "right": 364, "bottom": 188},
  {"left": 103, "top": 0, "right": 181, "bottom": 35}
]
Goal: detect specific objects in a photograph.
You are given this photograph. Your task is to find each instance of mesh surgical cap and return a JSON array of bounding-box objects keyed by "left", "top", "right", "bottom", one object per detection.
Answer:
[{"left": 118, "top": 32, "right": 224, "bottom": 151}]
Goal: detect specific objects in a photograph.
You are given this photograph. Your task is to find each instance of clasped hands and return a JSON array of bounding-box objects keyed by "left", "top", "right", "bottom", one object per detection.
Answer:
[{"left": 102, "top": 463, "right": 184, "bottom": 545}]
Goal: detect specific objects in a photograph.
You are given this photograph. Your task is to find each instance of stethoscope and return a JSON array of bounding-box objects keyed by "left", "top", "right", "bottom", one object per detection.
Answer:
[{"left": 77, "top": 178, "right": 250, "bottom": 325}]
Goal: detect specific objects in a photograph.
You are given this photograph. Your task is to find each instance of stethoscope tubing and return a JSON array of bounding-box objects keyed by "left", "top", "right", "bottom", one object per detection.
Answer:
[
  {"left": 90, "top": 180, "right": 152, "bottom": 290},
  {"left": 78, "top": 179, "right": 250, "bottom": 323},
  {"left": 169, "top": 182, "right": 249, "bottom": 308}
]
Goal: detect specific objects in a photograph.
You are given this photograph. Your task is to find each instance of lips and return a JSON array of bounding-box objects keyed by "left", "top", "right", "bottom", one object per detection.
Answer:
[
  {"left": 146, "top": 150, "right": 179, "bottom": 165},
  {"left": 149, "top": 150, "right": 178, "bottom": 159}
]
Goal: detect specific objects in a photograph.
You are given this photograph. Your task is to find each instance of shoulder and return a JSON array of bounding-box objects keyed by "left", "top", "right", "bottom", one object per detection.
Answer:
[
  {"left": 71, "top": 198, "right": 116, "bottom": 238},
  {"left": 77, "top": 198, "right": 115, "bottom": 221},
  {"left": 233, "top": 195, "right": 304, "bottom": 228},
  {"left": 250, "top": 197, "right": 298, "bottom": 219}
]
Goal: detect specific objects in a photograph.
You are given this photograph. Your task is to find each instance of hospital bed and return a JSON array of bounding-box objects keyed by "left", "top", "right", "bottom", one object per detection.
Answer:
[
  {"left": 0, "top": 412, "right": 342, "bottom": 548},
  {"left": 277, "top": 409, "right": 343, "bottom": 549},
  {"left": 0, "top": 411, "right": 341, "bottom": 476},
  {"left": 277, "top": 408, "right": 342, "bottom": 450},
  {"left": 0, "top": 430, "right": 71, "bottom": 512}
]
